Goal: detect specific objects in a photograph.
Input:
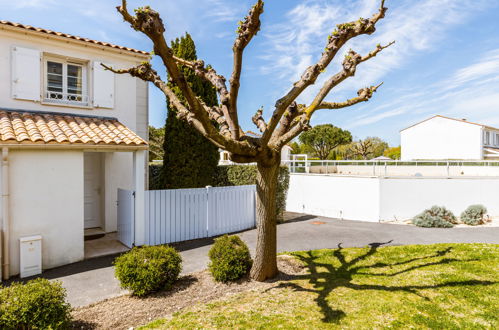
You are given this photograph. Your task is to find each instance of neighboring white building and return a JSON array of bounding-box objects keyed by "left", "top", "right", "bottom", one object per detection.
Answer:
[
  {"left": 401, "top": 115, "right": 499, "bottom": 160},
  {"left": 0, "top": 21, "right": 150, "bottom": 279},
  {"left": 219, "top": 145, "right": 293, "bottom": 165}
]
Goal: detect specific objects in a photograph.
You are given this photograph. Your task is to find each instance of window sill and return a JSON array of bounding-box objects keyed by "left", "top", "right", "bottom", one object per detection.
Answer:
[{"left": 41, "top": 100, "right": 93, "bottom": 110}]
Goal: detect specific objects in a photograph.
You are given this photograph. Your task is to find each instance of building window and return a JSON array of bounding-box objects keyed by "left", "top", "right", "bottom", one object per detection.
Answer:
[
  {"left": 44, "top": 58, "right": 88, "bottom": 106},
  {"left": 484, "top": 131, "right": 491, "bottom": 145},
  {"left": 496, "top": 133, "right": 499, "bottom": 146}
]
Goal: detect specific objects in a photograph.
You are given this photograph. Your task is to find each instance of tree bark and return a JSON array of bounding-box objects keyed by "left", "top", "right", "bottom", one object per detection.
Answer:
[{"left": 250, "top": 159, "right": 280, "bottom": 281}]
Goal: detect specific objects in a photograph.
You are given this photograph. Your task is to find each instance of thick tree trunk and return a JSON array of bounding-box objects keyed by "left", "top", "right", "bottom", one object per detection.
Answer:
[{"left": 250, "top": 160, "right": 280, "bottom": 281}]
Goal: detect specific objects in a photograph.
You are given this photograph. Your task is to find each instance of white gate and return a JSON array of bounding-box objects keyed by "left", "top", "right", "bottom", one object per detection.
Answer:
[
  {"left": 144, "top": 185, "right": 256, "bottom": 246},
  {"left": 117, "top": 188, "right": 135, "bottom": 248}
]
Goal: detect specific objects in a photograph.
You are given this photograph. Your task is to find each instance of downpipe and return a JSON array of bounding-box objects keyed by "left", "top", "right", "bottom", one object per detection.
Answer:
[{"left": 1, "top": 147, "right": 10, "bottom": 280}]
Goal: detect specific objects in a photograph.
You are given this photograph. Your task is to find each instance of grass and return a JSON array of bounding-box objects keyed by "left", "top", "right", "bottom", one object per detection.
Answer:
[{"left": 140, "top": 243, "right": 499, "bottom": 329}]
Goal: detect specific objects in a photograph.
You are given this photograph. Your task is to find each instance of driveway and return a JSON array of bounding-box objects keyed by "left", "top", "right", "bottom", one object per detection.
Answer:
[{"left": 20, "top": 214, "right": 499, "bottom": 307}]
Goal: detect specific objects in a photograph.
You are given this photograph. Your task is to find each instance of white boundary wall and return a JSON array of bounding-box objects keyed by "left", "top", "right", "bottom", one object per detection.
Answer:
[{"left": 286, "top": 174, "right": 499, "bottom": 222}]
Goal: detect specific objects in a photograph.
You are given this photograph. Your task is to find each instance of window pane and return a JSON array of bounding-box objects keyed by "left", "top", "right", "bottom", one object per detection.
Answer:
[
  {"left": 67, "top": 64, "right": 83, "bottom": 96},
  {"left": 47, "top": 61, "right": 63, "bottom": 97}
]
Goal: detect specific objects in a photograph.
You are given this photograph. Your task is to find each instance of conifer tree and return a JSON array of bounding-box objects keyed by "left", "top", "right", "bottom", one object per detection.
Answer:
[{"left": 162, "top": 33, "right": 219, "bottom": 188}]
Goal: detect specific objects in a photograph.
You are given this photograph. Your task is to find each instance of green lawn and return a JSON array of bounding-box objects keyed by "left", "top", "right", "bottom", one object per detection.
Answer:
[{"left": 141, "top": 243, "right": 499, "bottom": 329}]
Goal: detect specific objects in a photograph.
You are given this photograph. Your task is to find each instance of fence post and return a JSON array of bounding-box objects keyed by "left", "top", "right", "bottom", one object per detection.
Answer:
[{"left": 206, "top": 186, "right": 211, "bottom": 237}]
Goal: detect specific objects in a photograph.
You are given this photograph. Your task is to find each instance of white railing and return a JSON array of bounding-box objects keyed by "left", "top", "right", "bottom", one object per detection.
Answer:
[
  {"left": 44, "top": 90, "right": 89, "bottom": 105},
  {"left": 283, "top": 159, "right": 499, "bottom": 177}
]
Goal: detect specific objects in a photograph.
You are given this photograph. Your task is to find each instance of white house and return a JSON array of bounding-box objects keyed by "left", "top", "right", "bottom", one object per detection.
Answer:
[
  {"left": 0, "top": 21, "right": 150, "bottom": 279},
  {"left": 401, "top": 115, "right": 499, "bottom": 160}
]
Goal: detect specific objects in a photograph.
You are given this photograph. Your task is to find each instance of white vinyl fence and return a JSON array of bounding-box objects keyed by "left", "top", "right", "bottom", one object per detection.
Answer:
[{"left": 118, "top": 185, "right": 256, "bottom": 247}]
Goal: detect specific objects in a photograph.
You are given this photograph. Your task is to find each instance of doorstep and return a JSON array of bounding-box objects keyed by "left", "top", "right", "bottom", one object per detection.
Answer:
[{"left": 84, "top": 232, "right": 129, "bottom": 259}]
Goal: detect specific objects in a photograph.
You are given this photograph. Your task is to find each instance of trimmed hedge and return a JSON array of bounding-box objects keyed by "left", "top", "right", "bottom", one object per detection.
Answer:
[
  {"left": 208, "top": 235, "right": 252, "bottom": 282},
  {"left": 460, "top": 205, "right": 487, "bottom": 226},
  {"left": 412, "top": 206, "right": 457, "bottom": 228},
  {"left": 114, "top": 245, "right": 182, "bottom": 297},
  {"left": 0, "top": 278, "right": 71, "bottom": 329},
  {"left": 149, "top": 164, "right": 290, "bottom": 223}
]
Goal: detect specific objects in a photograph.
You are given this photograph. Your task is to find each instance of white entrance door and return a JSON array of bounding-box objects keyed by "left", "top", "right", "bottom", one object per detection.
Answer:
[{"left": 84, "top": 153, "right": 103, "bottom": 229}]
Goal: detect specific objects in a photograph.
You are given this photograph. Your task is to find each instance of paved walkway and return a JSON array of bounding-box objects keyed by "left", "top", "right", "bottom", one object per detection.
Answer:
[{"left": 22, "top": 214, "right": 499, "bottom": 307}]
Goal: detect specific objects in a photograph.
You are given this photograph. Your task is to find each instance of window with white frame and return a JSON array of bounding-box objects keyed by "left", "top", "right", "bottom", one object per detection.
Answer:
[
  {"left": 44, "top": 57, "right": 88, "bottom": 105},
  {"left": 495, "top": 133, "right": 499, "bottom": 146},
  {"left": 484, "top": 131, "right": 491, "bottom": 145}
]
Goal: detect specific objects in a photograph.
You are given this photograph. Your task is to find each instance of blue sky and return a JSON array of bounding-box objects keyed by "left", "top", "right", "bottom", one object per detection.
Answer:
[{"left": 3, "top": 0, "right": 499, "bottom": 145}]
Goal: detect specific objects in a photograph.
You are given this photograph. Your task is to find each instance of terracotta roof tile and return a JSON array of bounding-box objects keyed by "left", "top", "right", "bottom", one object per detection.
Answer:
[
  {"left": 0, "top": 20, "right": 149, "bottom": 56},
  {"left": 0, "top": 110, "right": 147, "bottom": 149}
]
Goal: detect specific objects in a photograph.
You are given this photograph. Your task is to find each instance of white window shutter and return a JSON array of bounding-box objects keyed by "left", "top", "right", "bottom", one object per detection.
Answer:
[
  {"left": 11, "top": 46, "right": 41, "bottom": 101},
  {"left": 93, "top": 62, "right": 115, "bottom": 108}
]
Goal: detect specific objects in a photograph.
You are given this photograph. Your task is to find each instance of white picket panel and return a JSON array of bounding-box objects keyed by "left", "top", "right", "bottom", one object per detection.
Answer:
[
  {"left": 143, "top": 185, "right": 256, "bottom": 246},
  {"left": 207, "top": 185, "right": 256, "bottom": 237}
]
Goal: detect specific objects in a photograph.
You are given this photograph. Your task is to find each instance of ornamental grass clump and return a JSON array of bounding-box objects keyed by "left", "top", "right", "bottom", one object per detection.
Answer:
[
  {"left": 0, "top": 278, "right": 72, "bottom": 329},
  {"left": 412, "top": 206, "right": 457, "bottom": 228},
  {"left": 460, "top": 205, "right": 488, "bottom": 226},
  {"left": 208, "top": 235, "right": 252, "bottom": 282},
  {"left": 114, "top": 245, "right": 182, "bottom": 297}
]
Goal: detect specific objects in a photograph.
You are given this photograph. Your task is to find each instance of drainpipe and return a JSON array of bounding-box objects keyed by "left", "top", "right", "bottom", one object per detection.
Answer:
[{"left": 1, "top": 147, "right": 10, "bottom": 280}]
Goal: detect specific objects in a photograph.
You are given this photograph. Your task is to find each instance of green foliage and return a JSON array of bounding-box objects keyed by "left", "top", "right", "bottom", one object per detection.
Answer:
[
  {"left": 162, "top": 33, "right": 219, "bottom": 189},
  {"left": 460, "top": 205, "right": 487, "bottom": 226},
  {"left": 213, "top": 165, "right": 290, "bottom": 223},
  {"left": 149, "top": 125, "right": 165, "bottom": 161},
  {"left": 412, "top": 206, "right": 457, "bottom": 228},
  {"left": 149, "top": 163, "right": 163, "bottom": 190},
  {"left": 114, "top": 245, "right": 182, "bottom": 297},
  {"left": 383, "top": 146, "right": 401, "bottom": 160},
  {"left": 208, "top": 235, "right": 252, "bottom": 282},
  {"left": 0, "top": 278, "right": 71, "bottom": 329},
  {"left": 299, "top": 124, "right": 352, "bottom": 160}
]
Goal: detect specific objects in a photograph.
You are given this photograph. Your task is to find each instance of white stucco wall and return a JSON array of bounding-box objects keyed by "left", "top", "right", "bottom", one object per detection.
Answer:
[
  {"left": 7, "top": 150, "right": 84, "bottom": 276},
  {"left": 286, "top": 174, "right": 380, "bottom": 222},
  {"left": 379, "top": 177, "right": 499, "bottom": 221},
  {"left": 286, "top": 173, "right": 499, "bottom": 223},
  {"left": 401, "top": 117, "right": 483, "bottom": 160}
]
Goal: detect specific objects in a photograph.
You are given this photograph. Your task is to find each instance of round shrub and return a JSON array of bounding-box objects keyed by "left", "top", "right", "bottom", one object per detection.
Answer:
[
  {"left": 460, "top": 204, "right": 487, "bottom": 226},
  {"left": 0, "top": 278, "right": 71, "bottom": 329},
  {"left": 114, "top": 245, "right": 182, "bottom": 297},
  {"left": 412, "top": 206, "right": 457, "bottom": 228},
  {"left": 208, "top": 235, "right": 252, "bottom": 282}
]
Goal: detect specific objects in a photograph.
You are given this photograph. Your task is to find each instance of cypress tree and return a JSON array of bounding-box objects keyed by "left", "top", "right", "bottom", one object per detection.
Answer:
[{"left": 162, "top": 33, "right": 219, "bottom": 189}]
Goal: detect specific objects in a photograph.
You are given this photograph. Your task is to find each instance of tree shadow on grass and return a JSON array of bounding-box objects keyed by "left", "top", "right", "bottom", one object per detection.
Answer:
[{"left": 271, "top": 242, "right": 496, "bottom": 324}]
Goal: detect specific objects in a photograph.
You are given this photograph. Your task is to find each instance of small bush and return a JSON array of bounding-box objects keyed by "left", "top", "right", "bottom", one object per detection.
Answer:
[
  {"left": 114, "top": 245, "right": 182, "bottom": 297},
  {"left": 412, "top": 206, "right": 457, "bottom": 228},
  {"left": 460, "top": 205, "right": 487, "bottom": 226},
  {"left": 208, "top": 235, "right": 252, "bottom": 282},
  {"left": 0, "top": 278, "right": 71, "bottom": 329}
]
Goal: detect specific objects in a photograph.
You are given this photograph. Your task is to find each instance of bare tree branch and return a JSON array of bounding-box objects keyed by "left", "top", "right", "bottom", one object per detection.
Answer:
[
  {"left": 229, "top": 0, "right": 264, "bottom": 140},
  {"left": 116, "top": 1, "right": 257, "bottom": 156},
  {"left": 316, "top": 83, "right": 383, "bottom": 110},
  {"left": 261, "top": 2, "right": 388, "bottom": 145},
  {"left": 303, "top": 41, "right": 394, "bottom": 119},
  {"left": 252, "top": 107, "right": 267, "bottom": 133}
]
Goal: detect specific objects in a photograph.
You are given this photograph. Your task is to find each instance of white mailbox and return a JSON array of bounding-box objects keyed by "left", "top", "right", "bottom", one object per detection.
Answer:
[{"left": 20, "top": 235, "right": 42, "bottom": 278}]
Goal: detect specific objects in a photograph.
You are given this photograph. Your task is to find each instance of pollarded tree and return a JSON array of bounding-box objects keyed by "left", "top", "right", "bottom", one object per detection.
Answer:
[
  {"left": 105, "top": 0, "right": 393, "bottom": 281},
  {"left": 350, "top": 136, "right": 389, "bottom": 159},
  {"left": 299, "top": 124, "right": 352, "bottom": 160}
]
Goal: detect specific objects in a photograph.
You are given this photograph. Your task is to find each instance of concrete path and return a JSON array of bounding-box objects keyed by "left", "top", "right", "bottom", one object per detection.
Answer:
[{"left": 23, "top": 214, "right": 499, "bottom": 307}]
